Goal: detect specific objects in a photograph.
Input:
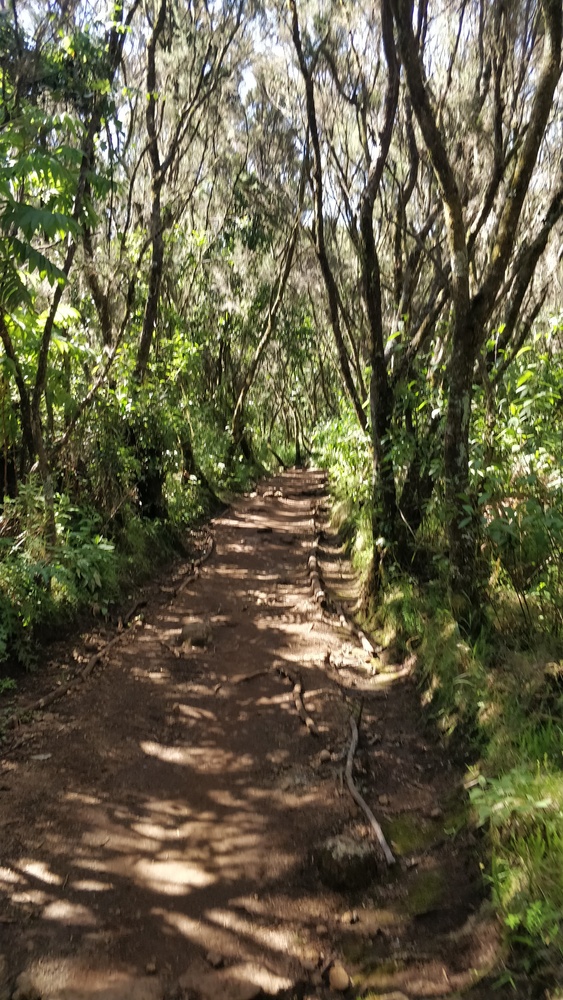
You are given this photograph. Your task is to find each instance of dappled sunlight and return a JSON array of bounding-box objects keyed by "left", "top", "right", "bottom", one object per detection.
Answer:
[
  {"left": 71, "top": 879, "right": 113, "bottom": 892},
  {"left": 42, "top": 899, "right": 97, "bottom": 925},
  {"left": 156, "top": 908, "right": 295, "bottom": 992},
  {"left": 3, "top": 470, "right": 416, "bottom": 996},
  {"left": 133, "top": 858, "right": 214, "bottom": 895},
  {"left": 207, "top": 906, "right": 298, "bottom": 956},
  {"left": 20, "top": 860, "right": 63, "bottom": 887},
  {"left": 140, "top": 741, "right": 258, "bottom": 774},
  {"left": 0, "top": 866, "right": 25, "bottom": 890}
]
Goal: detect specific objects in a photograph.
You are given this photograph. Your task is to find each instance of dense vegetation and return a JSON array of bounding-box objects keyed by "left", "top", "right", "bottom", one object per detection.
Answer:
[{"left": 1, "top": 0, "right": 563, "bottom": 989}]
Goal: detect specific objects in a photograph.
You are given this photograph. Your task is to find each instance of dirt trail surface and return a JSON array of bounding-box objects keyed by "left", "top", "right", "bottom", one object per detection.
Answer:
[{"left": 1, "top": 470, "right": 500, "bottom": 1000}]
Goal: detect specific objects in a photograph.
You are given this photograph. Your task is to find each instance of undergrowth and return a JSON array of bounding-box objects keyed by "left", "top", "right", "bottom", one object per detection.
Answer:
[
  {"left": 314, "top": 403, "right": 563, "bottom": 990},
  {"left": 365, "top": 573, "right": 563, "bottom": 987},
  {"left": 0, "top": 468, "right": 230, "bottom": 676}
]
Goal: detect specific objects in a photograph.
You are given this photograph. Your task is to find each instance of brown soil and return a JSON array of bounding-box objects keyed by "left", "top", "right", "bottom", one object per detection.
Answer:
[{"left": 0, "top": 470, "right": 503, "bottom": 1000}]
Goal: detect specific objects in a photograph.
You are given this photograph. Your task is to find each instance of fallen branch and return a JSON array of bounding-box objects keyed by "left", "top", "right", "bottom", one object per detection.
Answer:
[
  {"left": 345, "top": 715, "right": 395, "bottom": 866},
  {"left": 232, "top": 669, "right": 271, "bottom": 685},
  {"left": 275, "top": 663, "right": 319, "bottom": 736},
  {"left": 174, "top": 533, "right": 215, "bottom": 598},
  {"left": 3, "top": 620, "right": 143, "bottom": 733},
  {"left": 81, "top": 622, "right": 142, "bottom": 680}
]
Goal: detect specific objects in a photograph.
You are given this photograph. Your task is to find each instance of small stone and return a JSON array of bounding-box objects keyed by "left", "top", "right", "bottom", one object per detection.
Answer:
[
  {"left": 206, "top": 951, "right": 224, "bottom": 968},
  {"left": 328, "top": 962, "right": 350, "bottom": 991},
  {"left": 430, "top": 807, "right": 443, "bottom": 819},
  {"left": 316, "top": 835, "right": 379, "bottom": 890},
  {"left": 340, "top": 910, "right": 359, "bottom": 924},
  {"left": 318, "top": 749, "right": 331, "bottom": 764},
  {"left": 179, "top": 620, "right": 211, "bottom": 647},
  {"left": 315, "top": 924, "right": 328, "bottom": 935},
  {"left": 378, "top": 794, "right": 390, "bottom": 806},
  {"left": 374, "top": 993, "right": 409, "bottom": 1000},
  {"left": 300, "top": 958, "right": 317, "bottom": 973},
  {"left": 233, "top": 986, "right": 261, "bottom": 1000},
  {"left": 145, "top": 962, "right": 157, "bottom": 975},
  {"left": 12, "top": 972, "right": 41, "bottom": 1000}
]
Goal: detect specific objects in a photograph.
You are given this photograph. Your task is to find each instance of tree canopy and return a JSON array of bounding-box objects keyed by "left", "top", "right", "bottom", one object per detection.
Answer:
[{"left": 2, "top": 0, "right": 563, "bottom": 981}]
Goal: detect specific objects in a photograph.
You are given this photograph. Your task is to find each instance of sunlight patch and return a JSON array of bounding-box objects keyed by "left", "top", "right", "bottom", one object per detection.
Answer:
[
  {"left": 42, "top": 900, "right": 97, "bottom": 925},
  {"left": 134, "top": 858, "right": 214, "bottom": 895},
  {"left": 21, "top": 860, "right": 62, "bottom": 886},
  {"left": 71, "top": 879, "right": 113, "bottom": 892}
]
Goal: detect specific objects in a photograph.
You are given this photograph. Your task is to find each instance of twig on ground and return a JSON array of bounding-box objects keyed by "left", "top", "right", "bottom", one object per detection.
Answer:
[
  {"left": 2, "top": 619, "right": 143, "bottom": 733},
  {"left": 345, "top": 714, "right": 395, "bottom": 866},
  {"left": 275, "top": 663, "right": 319, "bottom": 735},
  {"left": 172, "top": 532, "right": 215, "bottom": 599}
]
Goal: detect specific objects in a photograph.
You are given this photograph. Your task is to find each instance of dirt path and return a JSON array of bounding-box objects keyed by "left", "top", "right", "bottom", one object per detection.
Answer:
[{"left": 1, "top": 470, "right": 500, "bottom": 1000}]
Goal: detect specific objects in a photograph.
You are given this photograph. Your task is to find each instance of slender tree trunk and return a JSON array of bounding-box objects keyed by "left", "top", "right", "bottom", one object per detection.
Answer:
[
  {"left": 359, "top": 0, "right": 401, "bottom": 587},
  {"left": 230, "top": 162, "right": 304, "bottom": 449},
  {"left": 134, "top": 0, "right": 167, "bottom": 383},
  {"left": 443, "top": 316, "right": 482, "bottom": 620},
  {"left": 289, "top": 0, "right": 367, "bottom": 433}
]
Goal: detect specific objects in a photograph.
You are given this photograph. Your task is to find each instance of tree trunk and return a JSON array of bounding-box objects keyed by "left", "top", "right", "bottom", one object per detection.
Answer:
[
  {"left": 134, "top": 0, "right": 167, "bottom": 384},
  {"left": 443, "top": 315, "right": 482, "bottom": 625}
]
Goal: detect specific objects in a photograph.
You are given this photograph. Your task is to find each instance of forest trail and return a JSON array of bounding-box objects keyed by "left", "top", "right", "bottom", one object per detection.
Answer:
[{"left": 1, "top": 470, "right": 500, "bottom": 1000}]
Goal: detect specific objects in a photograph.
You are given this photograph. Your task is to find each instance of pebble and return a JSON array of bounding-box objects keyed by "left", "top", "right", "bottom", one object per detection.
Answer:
[
  {"left": 12, "top": 972, "right": 41, "bottom": 1000},
  {"left": 206, "top": 951, "right": 224, "bottom": 968},
  {"left": 340, "top": 909, "right": 359, "bottom": 924},
  {"left": 328, "top": 962, "right": 350, "bottom": 991},
  {"left": 378, "top": 794, "right": 390, "bottom": 806},
  {"left": 430, "top": 807, "right": 443, "bottom": 819},
  {"left": 300, "top": 958, "right": 317, "bottom": 973},
  {"left": 145, "top": 962, "right": 157, "bottom": 975},
  {"left": 315, "top": 924, "right": 328, "bottom": 935},
  {"left": 373, "top": 993, "right": 409, "bottom": 1000},
  {"left": 318, "top": 749, "right": 331, "bottom": 764}
]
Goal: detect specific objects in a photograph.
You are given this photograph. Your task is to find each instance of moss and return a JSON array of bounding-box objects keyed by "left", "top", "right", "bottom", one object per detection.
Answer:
[
  {"left": 404, "top": 868, "right": 446, "bottom": 916},
  {"left": 381, "top": 813, "right": 443, "bottom": 856}
]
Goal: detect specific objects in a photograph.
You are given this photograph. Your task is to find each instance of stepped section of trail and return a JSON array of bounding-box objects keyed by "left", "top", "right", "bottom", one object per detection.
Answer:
[{"left": 0, "top": 470, "right": 500, "bottom": 1000}]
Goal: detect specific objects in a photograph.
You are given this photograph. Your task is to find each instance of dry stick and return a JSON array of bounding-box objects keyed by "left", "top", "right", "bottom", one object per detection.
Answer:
[
  {"left": 3, "top": 620, "right": 143, "bottom": 731},
  {"left": 174, "top": 534, "right": 215, "bottom": 598},
  {"left": 275, "top": 663, "right": 319, "bottom": 736},
  {"left": 3, "top": 535, "right": 215, "bottom": 735},
  {"left": 232, "top": 669, "right": 270, "bottom": 685},
  {"left": 346, "top": 715, "right": 395, "bottom": 866},
  {"left": 81, "top": 623, "right": 141, "bottom": 680}
]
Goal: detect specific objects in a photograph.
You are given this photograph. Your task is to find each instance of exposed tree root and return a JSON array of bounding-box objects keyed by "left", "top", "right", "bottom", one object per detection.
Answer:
[
  {"left": 3, "top": 619, "right": 143, "bottom": 733},
  {"left": 173, "top": 532, "right": 215, "bottom": 598},
  {"left": 333, "top": 600, "right": 382, "bottom": 657},
  {"left": 308, "top": 535, "right": 327, "bottom": 607},
  {"left": 346, "top": 714, "right": 395, "bottom": 866},
  {"left": 275, "top": 662, "right": 319, "bottom": 735}
]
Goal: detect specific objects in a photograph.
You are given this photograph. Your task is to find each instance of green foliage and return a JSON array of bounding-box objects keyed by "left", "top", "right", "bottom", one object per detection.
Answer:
[
  {"left": 472, "top": 768, "right": 563, "bottom": 961},
  {"left": 471, "top": 333, "right": 563, "bottom": 636},
  {"left": 314, "top": 406, "right": 371, "bottom": 507},
  {"left": 0, "top": 485, "right": 117, "bottom": 667}
]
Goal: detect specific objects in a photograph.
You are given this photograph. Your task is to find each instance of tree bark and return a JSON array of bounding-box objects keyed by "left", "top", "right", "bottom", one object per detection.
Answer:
[
  {"left": 359, "top": 0, "right": 401, "bottom": 584},
  {"left": 289, "top": 0, "right": 367, "bottom": 433},
  {"left": 134, "top": 0, "right": 167, "bottom": 384},
  {"left": 392, "top": 0, "right": 562, "bottom": 626}
]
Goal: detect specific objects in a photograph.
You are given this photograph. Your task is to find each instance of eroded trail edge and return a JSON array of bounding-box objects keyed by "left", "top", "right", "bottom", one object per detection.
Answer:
[{"left": 1, "top": 470, "right": 499, "bottom": 1000}]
